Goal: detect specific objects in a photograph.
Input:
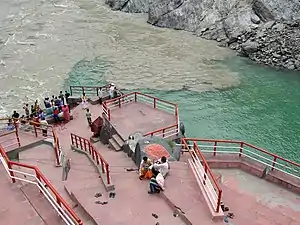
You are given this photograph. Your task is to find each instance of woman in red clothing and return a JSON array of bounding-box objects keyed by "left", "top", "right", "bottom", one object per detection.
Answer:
[{"left": 62, "top": 105, "right": 70, "bottom": 122}]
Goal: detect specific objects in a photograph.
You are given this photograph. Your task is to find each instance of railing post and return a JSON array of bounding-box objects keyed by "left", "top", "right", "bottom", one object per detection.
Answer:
[
  {"left": 134, "top": 92, "right": 137, "bottom": 102},
  {"left": 79, "top": 138, "right": 83, "bottom": 150},
  {"left": 96, "top": 154, "right": 100, "bottom": 165},
  {"left": 88, "top": 143, "right": 91, "bottom": 154},
  {"left": 100, "top": 158, "right": 105, "bottom": 173},
  {"left": 239, "top": 142, "right": 244, "bottom": 157},
  {"left": 96, "top": 87, "right": 99, "bottom": 96},
  {"left": 216, "top": 190, "right": 222, "bottom": 213},
  {"left": 213, "top": 141, "right": 217, "bottom": 156},
  {"left": 193, "top": 141, "right": 197, "bottom": 152},
  {"left": 203, "top": 164, "right": 207, "bottom": 185},
  {"left": 7, "top": 161, "right": 16, "bottom": 183},
  {"left": 271, "top": 156, "right": 277, "bottom": 171},
  {"left": 35, "top": 171, "right": 42, "bottom": 193},
  {"left": 56, "top": 196, "right": 61, "bottom": 206},
  {"left": 91, "top": 147, "right": 95, "bottom": 160},
  {"left": 84, "top": 140, "right": 87, "bottom": 152},
  {"left": 154, "top": 98, "right": 156, "bottom": 108},
  {"left": 34, "top": 124, "right": 38, "bottom": 137},
  {"left": 162, "top": 129, "right": 165, "bottom": 138},
  {"left": 14, "top": 121, "right": 21, "bottom": 147},
  {"left": 71, "top": 134, "right": 74, "bottom": 145},
  {"left": 118, "top": 98, "right": 121, "bottom": 108},
  {"left": 75, "top": 136, "right": 78, "bottom": 148},
  {"left": 70, "top": 86, "right": 72, "bottom": 96},
  {"left": 106, "top": 164, "right": 110, "bottom": 184},
  {"left": 82, "top": 87, "right": 84, "bottom": 95}
]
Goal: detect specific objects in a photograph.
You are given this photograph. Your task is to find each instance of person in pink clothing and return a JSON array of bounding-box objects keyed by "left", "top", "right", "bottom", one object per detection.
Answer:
[{"left": 63, "top": 105, "right": 70, "bottom": 122}]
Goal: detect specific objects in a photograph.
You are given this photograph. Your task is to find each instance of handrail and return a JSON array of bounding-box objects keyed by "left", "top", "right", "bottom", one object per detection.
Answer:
[
  {"left": 181, "top": 138, "right": 300, "bottom": 179},
  {"left": 182, "top": 139, "right": 222, "bottom": 213},
  {"left": 69, "top": 85, "right": 111, "bottom": 96},
  {"left": 0, "top": 118, "right": 61, "bottom": 166},
  {"left": 102, "top": 92, "right": 179, "bottom": 139},
  {"left": 70, "top": 133, "right": 111, "bottom": 185},
  {"left": 143, "top": 124, "right": 178, "bottom": 139},
  {"left": 0, "top": 144, "right": 82, "bottom": 225}
]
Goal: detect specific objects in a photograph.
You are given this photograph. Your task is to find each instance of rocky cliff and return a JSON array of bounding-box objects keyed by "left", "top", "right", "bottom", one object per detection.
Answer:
[{"left": 106, "top": 0, "right": 300, "bottom": 70}]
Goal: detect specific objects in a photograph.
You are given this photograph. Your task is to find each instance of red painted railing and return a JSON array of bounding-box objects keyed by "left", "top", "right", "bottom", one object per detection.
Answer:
[
  {"left": 182, "top": 138, "right": 300, "bottom": 179},
  {"left": 70, "top": 133, "right": 111, "bottom": 185},
  {"left": 102, "top": 92, "right": 179, "bottom": 138},
  {"left": 69, "top": 85, "right": 110, "bottom": 96},
  {"left": 0, "top": 144, "right": 82, "bottom": 225},
  {"left": 182, "top": 139, "right": 222, "bottom": 213},
  {"left": 0, "top": 118, "right": 61, "bottom": 166}
]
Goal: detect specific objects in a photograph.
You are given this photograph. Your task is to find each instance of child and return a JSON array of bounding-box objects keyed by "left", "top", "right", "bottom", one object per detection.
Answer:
[
  {"left": 82, "top": 93, "right": 87, "bottom": 109},
  {"left": 86, "top": 108, "right": 92, "bottom": 125}
]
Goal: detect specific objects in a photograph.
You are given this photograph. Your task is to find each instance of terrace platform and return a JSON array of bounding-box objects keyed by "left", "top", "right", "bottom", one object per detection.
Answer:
[
  {"left": 102, "top": 92, "right": 178, "bottom": 140},
  {"left": 0, "top": 89, "right": 300, "bottom": 225},
  {"left": 110, "top": 102, "right": 177, "bottom": 140}
]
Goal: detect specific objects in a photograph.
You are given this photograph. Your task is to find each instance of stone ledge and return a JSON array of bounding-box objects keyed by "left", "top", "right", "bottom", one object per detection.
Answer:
[
  {"left": 71, "top": 144, "right": 115, "bottom": 192},
  {"left": 204, "top": 155, "right": 300, "bottom": 195}
]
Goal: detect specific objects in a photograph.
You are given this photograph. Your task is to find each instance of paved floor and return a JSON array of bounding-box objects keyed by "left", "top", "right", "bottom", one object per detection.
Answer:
[
  {"left": 0, "top": 166, "right": 45, "bottom": 225},
  {"left": 214, "top": 169, "right": 300, "bottom": 225},
  {"left": 1, "top": 102, "right": 300, "bottom": 225},
  {"left": 110, "top": 102, "right": 177, "bottom": 139}
]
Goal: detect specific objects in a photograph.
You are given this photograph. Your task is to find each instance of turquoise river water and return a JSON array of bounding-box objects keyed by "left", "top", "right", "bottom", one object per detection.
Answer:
[{"left": 66, "top": 56, "right": 300, "bottom": 163}]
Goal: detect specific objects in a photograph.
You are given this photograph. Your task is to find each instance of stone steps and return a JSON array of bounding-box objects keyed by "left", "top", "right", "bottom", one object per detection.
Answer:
[{"left": 108, "top": 134, "right": 124, "bottom": 152}]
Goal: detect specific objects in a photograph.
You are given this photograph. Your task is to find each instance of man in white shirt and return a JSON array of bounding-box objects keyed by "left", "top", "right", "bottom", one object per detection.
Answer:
[
  {"left": 148, "top": 168, "right": 165, "bottom": 194},
  {"left": 109, "top": 84, "right": 115, "bottom": 99},
  {"left": 150, "top": 156, "right": 169, "bottom": 178},
  {"left": 40, "top": 117, "right": 48, "bottom": 137}
]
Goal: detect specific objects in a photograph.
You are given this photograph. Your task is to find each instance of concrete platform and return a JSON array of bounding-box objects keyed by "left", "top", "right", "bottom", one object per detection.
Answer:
[
  {"left": 1, "top": 100, "right": 300, "bottom": 225},
  {"left": 109, "top": 102, "right": 177, "bottom": 140},
  {"left": 0, "top": 167, "right": 45, "bottom": 225},
  {"left": 215, "top": 169, "right": 300, "bottom": 225}
]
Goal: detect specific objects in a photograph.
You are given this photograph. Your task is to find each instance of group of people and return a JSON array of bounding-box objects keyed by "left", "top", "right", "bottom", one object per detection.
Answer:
[
  {"left": 139, "top": 156, "right": 170, "bottom": 194},
  {"left": 7, "top": 90, "right": 72, "bottom": 136}
]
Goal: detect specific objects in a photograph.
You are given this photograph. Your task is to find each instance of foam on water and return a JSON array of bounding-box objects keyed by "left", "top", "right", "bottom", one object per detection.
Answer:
[{"left": 0, "top": 0, "right": 238, "bottom": 116}]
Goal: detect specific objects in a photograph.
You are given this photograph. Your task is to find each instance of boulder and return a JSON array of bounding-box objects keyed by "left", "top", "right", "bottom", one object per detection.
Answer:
[{"left": 106, "top": 0, "right": 300, "bottom": 70}]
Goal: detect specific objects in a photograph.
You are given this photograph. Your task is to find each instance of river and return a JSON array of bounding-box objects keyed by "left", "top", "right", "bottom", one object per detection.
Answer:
[{"left": 0, "top": 0, "right": 299, "bottom": 162}]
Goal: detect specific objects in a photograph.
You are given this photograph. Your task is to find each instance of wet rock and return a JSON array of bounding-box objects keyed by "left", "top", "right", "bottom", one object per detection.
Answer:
[
  {"left": 251, "top": 14, "right": 261, "bottom": 24},
  {"left": 106, "top": 0, "right": 300, "bottom": 71}
]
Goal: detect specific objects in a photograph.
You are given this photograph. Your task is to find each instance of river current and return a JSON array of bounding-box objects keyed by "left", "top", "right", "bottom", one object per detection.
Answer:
[{"left": 0, "top": 0, "right": 300, "bottom": 162}]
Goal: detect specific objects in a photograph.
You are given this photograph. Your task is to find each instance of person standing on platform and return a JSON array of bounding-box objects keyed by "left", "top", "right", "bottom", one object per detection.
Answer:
[
  {"left": 86, "top": 108, "right": 92, "bottom": 125},
  {"left": 40, "top": 117, "right": 48, "bottom": 137},
  {"left": 62, "top": 158, "right": 71, "bottom": 181},
  {"left": 109, "top": 83, "right": 115, "bottom": 99},
  {"left": 59, "top": 91, "right": 65, "bottom": 105},
  {"left": 81, "top": 93, "right": 87, "bottom": 109},
  {"left": 99, "top": 87, "right": 103, "bottom": 105}
]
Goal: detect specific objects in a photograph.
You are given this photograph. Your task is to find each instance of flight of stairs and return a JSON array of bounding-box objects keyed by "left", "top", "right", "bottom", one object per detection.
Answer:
[{"left": 108, "top": 134, "right": 124, "bottom": 151}]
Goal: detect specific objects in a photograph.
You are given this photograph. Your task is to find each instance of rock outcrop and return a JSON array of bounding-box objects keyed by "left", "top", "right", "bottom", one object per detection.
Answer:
[{"left": 106, "top": 0, "right": 300, "bottom": 70}]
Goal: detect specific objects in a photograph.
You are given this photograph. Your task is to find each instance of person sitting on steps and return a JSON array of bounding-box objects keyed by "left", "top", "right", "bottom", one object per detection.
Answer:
[
  {"left": 148, "top": 167, "right": 165, "bottom": 194},
  {"left": 150, "top": 156, "right": 169, "bottom": 178},
  {"left": 139, "top": 156, "right": 153, "bottom": 180}
]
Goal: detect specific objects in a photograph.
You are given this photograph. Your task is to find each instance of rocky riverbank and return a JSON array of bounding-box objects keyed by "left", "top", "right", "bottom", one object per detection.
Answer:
[{"left": 105, "top": 0, "right": 300, "bottom": 71}]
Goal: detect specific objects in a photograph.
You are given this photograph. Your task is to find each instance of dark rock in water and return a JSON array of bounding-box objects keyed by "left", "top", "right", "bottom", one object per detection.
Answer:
[{"left": 106, "top": 0, "right": 300, "bottom": 71}]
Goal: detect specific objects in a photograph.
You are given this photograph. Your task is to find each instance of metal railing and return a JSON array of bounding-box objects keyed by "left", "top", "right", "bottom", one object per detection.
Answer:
[
  {"left": 182, "top": 139, "right": 222, "bottom": 213},
  {"left": 0, "top": 118, "right": 62, "bottom": 166},
  {"left": 0, "top": 144, "right": 82, "bottom": 225},
  {"left": 70, "top": 133, "right": 111, "bottom": 185},
  {"left": 180, "top": 138, "right": 300, "bottom": 180},
  {"left": 69, "top": 85, "right": 111, "bottom": 97},
  {"left": 102, "top": 92, "right": 179, "bottom": 138}
]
